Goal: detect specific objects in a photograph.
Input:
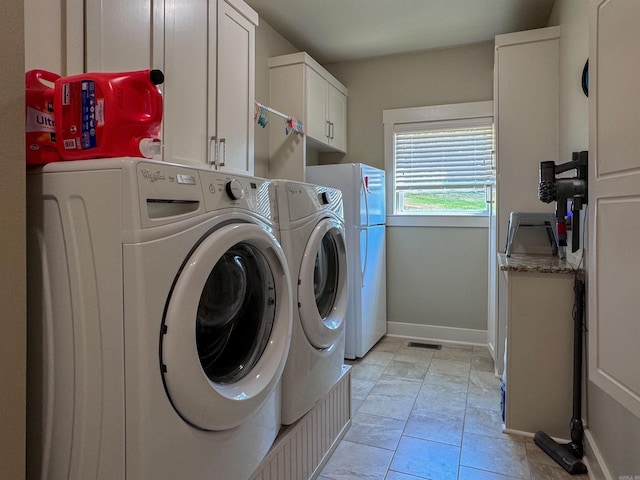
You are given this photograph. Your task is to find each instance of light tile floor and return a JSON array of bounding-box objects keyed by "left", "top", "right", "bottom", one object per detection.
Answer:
[{"left": 318, "top": 336, "right": 590, "bottom": 480}]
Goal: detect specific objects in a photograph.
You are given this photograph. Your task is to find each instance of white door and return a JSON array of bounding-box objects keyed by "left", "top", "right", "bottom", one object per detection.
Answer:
[
  {"left": 161, "top": 223, "right": 291, "bottom": 430},
  {"left": 297, "top": 218, "right": 348, "bottom": 349},
  {"left": 588, "top": 0, "right": 640, "bottom": 418}
]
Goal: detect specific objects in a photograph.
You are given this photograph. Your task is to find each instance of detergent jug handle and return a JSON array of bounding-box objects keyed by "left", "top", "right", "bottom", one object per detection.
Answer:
[{"left": 25, "top": 70, "right": 61, "bottom": 88}]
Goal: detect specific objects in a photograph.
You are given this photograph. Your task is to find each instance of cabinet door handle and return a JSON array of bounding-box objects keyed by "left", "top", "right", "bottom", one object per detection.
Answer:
[
  {"left": 326, "top": 120, "right": 331, "bottom": 139},
  {"left": 208, "top": 135, "right": 217, "bottom": 166},
  {"left": 329, "top": 121, "right": 334, "bottom": 140},
  {"left": 219, "top": 138, "right": 226, "bottom": 166}
]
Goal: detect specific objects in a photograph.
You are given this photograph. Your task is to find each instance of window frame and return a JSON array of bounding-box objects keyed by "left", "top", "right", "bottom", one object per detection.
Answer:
[{"left": 384, "top": 101, "right": 494, "bottom": 228}]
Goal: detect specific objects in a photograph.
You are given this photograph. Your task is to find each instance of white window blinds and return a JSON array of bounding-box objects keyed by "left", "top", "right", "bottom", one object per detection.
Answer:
[{"left": 394, "top": 118, "right": 494, "bottom": 192}]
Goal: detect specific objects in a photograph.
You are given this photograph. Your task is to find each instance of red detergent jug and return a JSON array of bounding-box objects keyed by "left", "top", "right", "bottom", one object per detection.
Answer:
[
  {"left": 26, "top": 70, "right": 62, "bottom": 165},
  {"left": 54, "top": 69, "right": 164, "bottom": 160}
]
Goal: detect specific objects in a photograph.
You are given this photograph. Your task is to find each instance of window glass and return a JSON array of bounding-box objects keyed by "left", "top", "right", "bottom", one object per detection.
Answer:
[
  {"left": 394, "top": 123, "right": 493, "bottom": 215},
  {"left": 384, "top": 102, "right": 494, "bottom": 220}
]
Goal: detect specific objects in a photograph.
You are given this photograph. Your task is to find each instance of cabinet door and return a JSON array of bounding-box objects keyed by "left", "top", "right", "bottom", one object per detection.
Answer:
[
  {"left": 85, "top": 0, "right": 153, "bottom": 71},
  {"left": 216, "top": 0, "right": 255, "bottom": 175},
  {"left": 328, "top": 85, "right": 347, "bottom": 152},
  {"left": 25, "top": 0, "right": 83, "bottom": 74},
  {"left": 505, "top": 272, "right": 574, "bottom": 438},
  {"left": 305, "top": 66, "right": 329, "bottom": 145},
  {"left": 163, "top": 0, "right": 213, "bottom": 166}
]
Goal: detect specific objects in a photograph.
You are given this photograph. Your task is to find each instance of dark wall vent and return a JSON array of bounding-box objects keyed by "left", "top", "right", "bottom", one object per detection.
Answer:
[{"left": 407, "top": 342, "right": 442, "bottom": 350}]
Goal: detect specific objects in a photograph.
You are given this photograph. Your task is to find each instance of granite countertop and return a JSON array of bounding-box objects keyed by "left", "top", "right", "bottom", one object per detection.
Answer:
[{"left": 497, "top": 252, "right": 582, "bottom": 275}]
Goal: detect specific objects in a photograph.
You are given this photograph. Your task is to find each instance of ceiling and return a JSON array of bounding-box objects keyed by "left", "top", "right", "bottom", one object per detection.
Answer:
[{"left": 244, "top": 0, "right": 556, "bottom": 64}]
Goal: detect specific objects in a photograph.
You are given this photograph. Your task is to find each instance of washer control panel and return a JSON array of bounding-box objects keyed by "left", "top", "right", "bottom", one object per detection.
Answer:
[{"left": 199, "top": 170, "right": 277, "bottom": 220}]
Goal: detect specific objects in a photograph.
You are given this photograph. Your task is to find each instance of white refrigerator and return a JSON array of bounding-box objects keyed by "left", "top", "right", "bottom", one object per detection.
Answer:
[{"left": 307, "top": 163, "right": 386, "bottom": 359}]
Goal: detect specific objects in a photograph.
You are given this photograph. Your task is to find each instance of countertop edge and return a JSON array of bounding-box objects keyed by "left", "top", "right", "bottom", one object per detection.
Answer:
[{"left": 497, "top": 252, "right": 583, "bottom": 275}]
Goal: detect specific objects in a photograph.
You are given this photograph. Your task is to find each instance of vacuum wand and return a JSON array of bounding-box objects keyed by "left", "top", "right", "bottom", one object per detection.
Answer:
[{"left": 538, "top": 151, "right": 588, "bottom": 259}]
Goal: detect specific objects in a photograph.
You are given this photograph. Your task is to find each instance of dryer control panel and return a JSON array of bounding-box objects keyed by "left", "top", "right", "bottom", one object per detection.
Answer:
[{"left": 280, "top": 181, "right": 343, "bottom": 223}]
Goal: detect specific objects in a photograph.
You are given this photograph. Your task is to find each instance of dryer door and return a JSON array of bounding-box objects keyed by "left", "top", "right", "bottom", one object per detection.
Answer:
[
  {"left": 161, "top": 223, "right": 292, "bottom": 431},
  {"left": 298, "top": 218, "right": 348, "bottom": 349}
]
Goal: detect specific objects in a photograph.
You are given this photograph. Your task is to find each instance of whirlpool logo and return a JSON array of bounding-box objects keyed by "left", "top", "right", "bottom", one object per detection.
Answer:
[{"left": 141, "top": 169, "right": 167, "bottom": 182}]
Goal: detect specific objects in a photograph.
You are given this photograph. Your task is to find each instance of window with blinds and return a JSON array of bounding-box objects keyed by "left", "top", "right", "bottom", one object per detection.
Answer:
[{"left": 393, "top": 117, "right": 494, "bottom": 215}]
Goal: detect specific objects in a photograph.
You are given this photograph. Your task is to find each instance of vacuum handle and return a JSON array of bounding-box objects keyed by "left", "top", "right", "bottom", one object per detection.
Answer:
[
  {"left": 571, "top": 196, "right": 585, "bottom": 253},
  {"left": 539, "top": 161, "right": 557, "bottom": 203}
]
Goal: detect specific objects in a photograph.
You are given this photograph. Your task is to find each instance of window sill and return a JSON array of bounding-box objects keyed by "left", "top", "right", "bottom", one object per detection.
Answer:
[{"left": 386, "top": 215, "right": 489, "bottom": 228}]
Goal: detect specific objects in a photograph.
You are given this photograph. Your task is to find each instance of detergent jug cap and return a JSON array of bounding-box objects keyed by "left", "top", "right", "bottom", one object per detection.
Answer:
[
  {"left": 139, "top": 138, "right": 162, "bottom": 158},
  {"left": 150, "top": 70, "right": 165, "bottom": 85}
]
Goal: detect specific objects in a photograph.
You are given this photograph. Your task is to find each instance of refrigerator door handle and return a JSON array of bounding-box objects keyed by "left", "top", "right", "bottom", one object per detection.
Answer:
[
  {"left": 357, "top": 226, "right": 369, "bottom": 288},
  {"left": 361, "top": 174, "right": 370, "bottom": 226}
]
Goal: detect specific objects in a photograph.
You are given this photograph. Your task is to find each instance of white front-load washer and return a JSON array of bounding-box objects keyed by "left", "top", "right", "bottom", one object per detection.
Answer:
[
  {"left": 26, "top": 158, "right": 292, "bottom": 480},
  {"left": 273, "top": 180, "right": 348, "bottom": 425}
]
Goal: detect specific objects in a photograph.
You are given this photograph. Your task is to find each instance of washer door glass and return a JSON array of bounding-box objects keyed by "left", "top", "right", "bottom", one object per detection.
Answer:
[
  {"left": 161, "top": 222, "right": 292, "bottom": 431},
  {"left": 196, "top": 242, "right": 275, "bottom": 385},
  {"left": 314, "top": 234, "right": 340, "bottom": 325},
  {"left": 298, "top": 218, "right": 348, "bottom": 349}
]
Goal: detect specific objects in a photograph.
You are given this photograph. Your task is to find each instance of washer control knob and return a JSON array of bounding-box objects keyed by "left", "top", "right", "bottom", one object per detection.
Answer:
[
  {"left": 319, "top": 191, "right": 331, "bottom": 205},
  {"left": 225, "top": 179, "right": 244, "bottom": 200}
]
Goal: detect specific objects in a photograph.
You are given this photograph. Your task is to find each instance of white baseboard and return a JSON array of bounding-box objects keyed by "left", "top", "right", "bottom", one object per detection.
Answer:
[
  {"left": 386, "top": 321, "right": 487, "bottom": 346},
  {"left": 584, "top": 429, "right": 613, "bottom": 480}
]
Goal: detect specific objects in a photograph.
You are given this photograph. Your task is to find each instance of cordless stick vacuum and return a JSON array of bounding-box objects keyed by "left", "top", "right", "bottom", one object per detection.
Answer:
[
  {"left": 533, "top": 276, "right": 587, "bottom": 474},
  {"left": 534, "top": 151, "right": 588, "bottom": 475}
]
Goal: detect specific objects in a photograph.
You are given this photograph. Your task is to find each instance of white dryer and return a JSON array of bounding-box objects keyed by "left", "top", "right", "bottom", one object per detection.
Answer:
[
  {"left": 26, "top": 158, "right": 292, "bottom": 480},
  {"left": 273, "top": 180, "right": 348, "bottom": 425}
]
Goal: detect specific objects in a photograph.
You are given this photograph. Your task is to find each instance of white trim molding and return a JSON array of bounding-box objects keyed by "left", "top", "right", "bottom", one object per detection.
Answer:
[
  {"left": 386, "top": 214, "right": 489, "bottom": 228},
  {"left": 386, "top": 321, "right": 488, "bottom": 346}
]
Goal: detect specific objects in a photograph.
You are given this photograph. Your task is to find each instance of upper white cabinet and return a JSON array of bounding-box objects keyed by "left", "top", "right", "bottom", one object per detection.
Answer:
[
  {"left": 268, "top": 52, "right": 348, "bottom": 181},
  {"left": 163, "top": 0, "right": 257, "bottom": 174},
  {"left": 270, "top": 52, "right": 347, "bottom": 153},
  {"left": 305, "top": 64, "right": 347, "bottom": 152},
  {"left": 82, "top": 0, "right": 257, "bottom": 174}
]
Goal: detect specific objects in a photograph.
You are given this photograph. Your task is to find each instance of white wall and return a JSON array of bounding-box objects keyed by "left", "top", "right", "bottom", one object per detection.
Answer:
[
  {"left": 386, "top": 226, "right": 489, "bottom": 333},
  {"left": 253, "top": 20, "right": 298, "bottom": 178},
  {"left": 0, "top": 2, "right": 26, "bottom": 478}
]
